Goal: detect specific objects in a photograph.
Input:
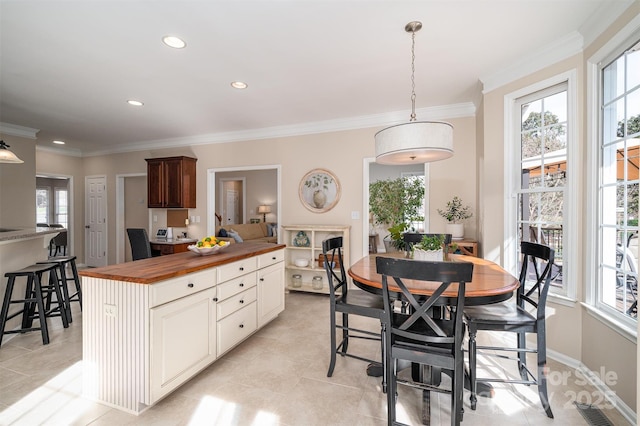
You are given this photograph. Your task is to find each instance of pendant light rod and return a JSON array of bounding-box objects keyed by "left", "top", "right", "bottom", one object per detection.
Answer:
[{"left": 406, "top": 21, "right": 422, "bottom": 122}]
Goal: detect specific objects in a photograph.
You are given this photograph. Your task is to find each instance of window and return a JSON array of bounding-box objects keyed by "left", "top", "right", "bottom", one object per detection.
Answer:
[
  {"left": 597, "top": 37, "right": 640, "bottom": 321},
  {"left": 514, "top": 83, "right": 570, "bottom": 295},
  {"left": 55, "top": 187, "right": 68, "bottom": 228},
  {"left": 402, "top": 171, "right": 426, "bottom": 233},
  {"left": 36, "top": 187, "right": 50, "bottom": 224}
]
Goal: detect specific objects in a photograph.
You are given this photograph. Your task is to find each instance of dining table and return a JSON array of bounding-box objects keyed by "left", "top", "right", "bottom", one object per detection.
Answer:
[{"left": 348, "top": 252, "right": 520, "bottom": 425}]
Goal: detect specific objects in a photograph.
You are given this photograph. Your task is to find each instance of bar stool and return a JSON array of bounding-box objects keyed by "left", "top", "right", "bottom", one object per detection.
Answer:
[
  {"left": 38, "top": 256, "right": 82, "bottom": 323},
  {"left": 0, "top": 263, "right": 69, "bottom": 347}
]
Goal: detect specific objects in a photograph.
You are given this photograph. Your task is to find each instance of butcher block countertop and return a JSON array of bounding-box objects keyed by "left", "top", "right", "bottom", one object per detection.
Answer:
[{"left": 79, "top": 242, "right": 285, "bottom": 284}]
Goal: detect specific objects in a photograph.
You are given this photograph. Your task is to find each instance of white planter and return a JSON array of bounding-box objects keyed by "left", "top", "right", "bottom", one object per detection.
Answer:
[
  {"left": 413, "top": 248, "right": 444, "bottom": 261},
  {"left": 445, "top": 223, "right": 464, "bottom": 240}
]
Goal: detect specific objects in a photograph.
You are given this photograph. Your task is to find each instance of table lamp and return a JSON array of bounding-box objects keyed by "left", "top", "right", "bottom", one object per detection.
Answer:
[{"left": 258, "top": 205, "right": 271, "bottom": 222}]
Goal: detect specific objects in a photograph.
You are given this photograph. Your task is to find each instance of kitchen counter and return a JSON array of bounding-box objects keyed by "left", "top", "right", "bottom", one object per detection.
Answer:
[
  {"left": 80, "top": 241, "right": 284, "bottom": 283},
  {"left": 149, "top": 238, "right": 197, "bottom": 245},
  {"left": 0, "top": 226, "right": 62, "bottom": 244}
]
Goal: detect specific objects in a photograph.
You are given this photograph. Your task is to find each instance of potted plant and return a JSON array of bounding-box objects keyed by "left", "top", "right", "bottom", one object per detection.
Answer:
[
  {"left": 437, "top": 196, "right": 473, "bottom": 240},
  {"left": 413, "top": 234, "right": 445, "bottom": 261},
  {"left": 369, "top": 177, "right": 425, "bottom": 252}
]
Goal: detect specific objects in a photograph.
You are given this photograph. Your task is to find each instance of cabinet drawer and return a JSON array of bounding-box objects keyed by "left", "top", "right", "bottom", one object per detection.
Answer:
[
  {"left": 150, "top": 269, "right": 216, "bottom": 308},
  {"left": 257, "top": 249, "right": 284, "bottom": 269},
  {"left": 217, "top": 302, "right": 257, "bottom": 355},
  {"left": 217, "top": 286, "right": 257, "bottom": 320},
  {"left": 217, "top": 273, "right": 256, "bottom": 301},
  {"left": 217, "top": 258, "right": 257, "bottom": 283}
]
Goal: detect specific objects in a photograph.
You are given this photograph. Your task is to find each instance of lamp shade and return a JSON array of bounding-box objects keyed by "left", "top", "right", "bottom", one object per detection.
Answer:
[
  {"left": 257, "top": 205, "right": 271, "bottom": 214},
  {"left": 375, "top": 121, "right": 453, "bottom": 165},
  {"left": 0, "top": 140, "right": 24, "bottom": 164}
]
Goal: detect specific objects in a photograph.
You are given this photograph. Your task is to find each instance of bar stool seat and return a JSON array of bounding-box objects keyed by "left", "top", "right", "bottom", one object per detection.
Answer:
[
  {"left": 0, "top": 263, "right": 69, "bottom": 347},
  {"left": 38, "top": 256, "right": 82, "bottom": 323}
]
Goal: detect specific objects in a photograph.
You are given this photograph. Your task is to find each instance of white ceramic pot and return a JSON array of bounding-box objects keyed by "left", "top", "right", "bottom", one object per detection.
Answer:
[
  {"left": 413, "top": 248, "right": 444, "bottom": 261},
  {"left": 445, "top": 223, "right": 464, "bottom": 240}
]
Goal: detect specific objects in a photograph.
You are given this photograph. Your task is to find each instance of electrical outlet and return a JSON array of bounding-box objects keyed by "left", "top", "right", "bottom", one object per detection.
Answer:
[
  {"left": 191, "top": 216, "right": 196, "bottom": 223},
  {"left": 351, "top": 211, "right": 360, "bottom": 220},
  {"left": 196, "top": 216, "right": 201, "bottom": 223},
  {"left": 153, "top": 215, "right": 158, "bottom": 222},
  {"left": 104, "top": 303, "right": 117, "bottom": 317}
]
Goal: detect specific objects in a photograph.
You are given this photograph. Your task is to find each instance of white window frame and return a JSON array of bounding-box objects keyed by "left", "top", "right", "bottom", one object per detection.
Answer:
[
  {"left": 504, "top": 70, "right": 578, "bottom": 303},
  {"left": 586, "top": 16, "right": 640, "bottom": 335},
  {"left": 54, "top": 187, "right": 68, "bottom": 228},
  {"left": 36, "top": 186, "right": 51, "bottom": 224}
]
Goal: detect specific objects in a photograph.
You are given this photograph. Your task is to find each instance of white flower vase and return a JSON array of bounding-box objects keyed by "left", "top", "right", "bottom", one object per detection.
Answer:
[
  {"left": 446, "top": 223, "right": 464, "bottom": 240},
  {"left": 413, "top": 248, "right": 444, "bottom": 261}
]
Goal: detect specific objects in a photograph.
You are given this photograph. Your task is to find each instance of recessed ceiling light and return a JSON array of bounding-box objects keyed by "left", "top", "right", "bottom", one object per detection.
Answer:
[
  {"left": 162, "top": 35, "right": 186, "bottom": 49},
  {"left": 127, "top": 100, "right": 144, "bottom": 106},
  {"left": 53, "top": 140, "right": 65, "bottom": 145},
  {"left": 231, "top": 81, "right": 248, "bottom": 89}
]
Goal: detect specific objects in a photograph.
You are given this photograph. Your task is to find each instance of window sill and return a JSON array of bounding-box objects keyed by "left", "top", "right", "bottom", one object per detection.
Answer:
[{"left": 581, "top": 303, "right": 637, "bottom": 343}]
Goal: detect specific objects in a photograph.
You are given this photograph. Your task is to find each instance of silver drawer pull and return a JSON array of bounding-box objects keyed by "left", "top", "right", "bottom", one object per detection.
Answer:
[
  {"left": 239, "top": 299, "right": 244, "bottom": 304},
  {"left": 239, "top": 324, "right": 244, "bottom": 328},
  {"left": 187, "top": 283, "right": 194, "bottom": 288}
]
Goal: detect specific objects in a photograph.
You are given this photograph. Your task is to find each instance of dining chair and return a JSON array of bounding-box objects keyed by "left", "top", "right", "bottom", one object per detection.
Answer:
[
  {"left": 322, "top": 236, "right": 386, "bottom": 389},
  {"left": 465, "top": 241, "right": 555, "bottom": 418},
  {"left": 126, "top": 228, "right": 152, "bottom": 260},
  {"left": 376, "top": 256, "right": 473, "bottom": 426}
]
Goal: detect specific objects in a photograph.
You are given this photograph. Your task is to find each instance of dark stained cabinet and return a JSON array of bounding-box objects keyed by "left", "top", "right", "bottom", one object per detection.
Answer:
[{"left": 146, "top": 156, "right": 197, "bottom": 208}]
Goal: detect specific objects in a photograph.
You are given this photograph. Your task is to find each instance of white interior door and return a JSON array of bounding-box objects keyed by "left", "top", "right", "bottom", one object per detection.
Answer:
[
  {"left": 86, "top": 175, "right": 107, "bottom": 267},
  {"left": 225, "top": 189, "right": 238, "bottom": 225}
]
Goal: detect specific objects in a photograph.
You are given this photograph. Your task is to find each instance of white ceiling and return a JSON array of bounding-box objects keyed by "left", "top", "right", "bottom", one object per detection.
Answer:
[{"left": 0, "top": 0, "right": 633, "bottom": 156}]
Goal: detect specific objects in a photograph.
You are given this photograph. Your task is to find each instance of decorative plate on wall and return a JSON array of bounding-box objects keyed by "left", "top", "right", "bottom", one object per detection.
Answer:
[{"left": 299, "top": 168, "right": 341, "bottom": 213}]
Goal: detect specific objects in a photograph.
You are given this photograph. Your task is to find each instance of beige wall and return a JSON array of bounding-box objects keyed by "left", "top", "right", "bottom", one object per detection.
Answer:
[{"left": 0, "top": 133, "right": 36, "bottom": 228}]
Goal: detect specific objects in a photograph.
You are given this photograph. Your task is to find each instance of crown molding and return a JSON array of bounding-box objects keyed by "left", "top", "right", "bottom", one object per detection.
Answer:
[
  {"left": 36, "top": 144, "right": 83, "bottom": 157},
  {"left": 480, "top": 1, "right": 634, "bottom": 94},
  {"left": 82, "top": 102, "right": 476, "bottom": 157},
  {"left": 0, "top": 122, "right": 39, "bottom": 139},
  {"left": 480, "top": 31, "right": 584, "bottom": 94}
]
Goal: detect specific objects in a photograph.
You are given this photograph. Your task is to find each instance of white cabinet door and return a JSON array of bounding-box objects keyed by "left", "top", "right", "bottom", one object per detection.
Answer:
[
  {"left": 150, "top": 287, "right": 216, "bottom": 403},
  {"left": 257, "top": 262, "right": 285, "bottom": 327}
]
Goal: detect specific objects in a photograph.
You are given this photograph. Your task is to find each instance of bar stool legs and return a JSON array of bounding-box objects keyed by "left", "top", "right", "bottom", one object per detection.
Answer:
[
  {"left": 38, "top": 256, "right": 82, "bottom": 323},
  {"left": 0, "top": 263, "right": 69, "bottom": 347}
]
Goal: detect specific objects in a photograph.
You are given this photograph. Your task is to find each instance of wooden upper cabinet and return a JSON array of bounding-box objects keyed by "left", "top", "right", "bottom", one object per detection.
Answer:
[{"left": 146, "top": 156, "right": 197, "bottom": 208}]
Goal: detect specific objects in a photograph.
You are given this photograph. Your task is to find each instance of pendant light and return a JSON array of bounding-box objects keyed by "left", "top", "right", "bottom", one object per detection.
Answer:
[
  {"left": 375, "top": 21, "right": 453, "bottom": 165},
  {"left": 0, "top": 140, "right": 24, "bottom": 164}
]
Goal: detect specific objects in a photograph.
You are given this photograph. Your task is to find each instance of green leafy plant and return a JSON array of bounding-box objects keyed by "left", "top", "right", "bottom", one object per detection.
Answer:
[
  {"left": 369, "top": 177, "right": 425, "bottom": 250},
  {"left": 437, "top": 196, "right": 473, "bottom": 224},
  {"left": 415, "top": 234, "right": 445, "bottom": 251}
]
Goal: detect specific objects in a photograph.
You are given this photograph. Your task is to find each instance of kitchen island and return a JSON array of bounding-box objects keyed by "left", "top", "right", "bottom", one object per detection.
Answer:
[{"left": 80, "top": 242, "right": 285, "bottom": 414}]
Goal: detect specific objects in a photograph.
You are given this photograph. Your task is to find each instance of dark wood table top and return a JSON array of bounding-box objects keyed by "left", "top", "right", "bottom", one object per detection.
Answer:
[{"left": 348, "top": 253, "right": 519, "bottom": 305}]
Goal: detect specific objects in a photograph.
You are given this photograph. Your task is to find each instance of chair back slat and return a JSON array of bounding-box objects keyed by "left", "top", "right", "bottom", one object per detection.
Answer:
[
  {"left": 376, "top": 257, "right": 473, "bottom": 346},
  {"left": 518, "top": 241, "right": 555, "bottom": 320},
  {"left": 322, "top": 236, "right": 347, "bottom": 298},
  {"left": 126, "top": 228, "right": 153, "bottom": 260}
]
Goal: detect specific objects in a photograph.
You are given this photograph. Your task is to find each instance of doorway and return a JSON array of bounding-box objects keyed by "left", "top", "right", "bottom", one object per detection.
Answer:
[
  {"left": 116, "top": 173, "right": 147, "bottom": 264},
  {"left": 362, "top": 158, "right": 430, "bottom": 257},
  {"left": 85, "top": 175, "right": 107, "bottom": 267},
  {"left": 36, "top": 174, "right": 73, "bottom": 255},
  {"left": 220, "top": 178, "right": 245, "bottom": 226},
  {"left": 207, "top": 166, "right": 281, "bottom": 236}
]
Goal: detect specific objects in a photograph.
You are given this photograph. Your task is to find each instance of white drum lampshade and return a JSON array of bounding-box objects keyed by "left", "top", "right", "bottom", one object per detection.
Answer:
[{"left": 375, "top": 121, "right": 453, "bottom": 164}]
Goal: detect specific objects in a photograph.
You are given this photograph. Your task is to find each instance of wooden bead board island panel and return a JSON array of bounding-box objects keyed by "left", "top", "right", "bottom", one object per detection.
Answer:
[{"left": 80, "top": 242, "right": 285, "bottom": 414}]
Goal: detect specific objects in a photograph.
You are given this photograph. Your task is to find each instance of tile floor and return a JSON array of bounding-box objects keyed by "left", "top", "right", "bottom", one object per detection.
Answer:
[{"left": 0, "top": 291, "right": 633, "bottom": 425}]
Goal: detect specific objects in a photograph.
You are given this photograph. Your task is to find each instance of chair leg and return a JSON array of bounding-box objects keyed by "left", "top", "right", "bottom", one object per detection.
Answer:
[
  {"left": 468, "top": 327, "right": 477, "bottom": 410},
  {"left": 341, "top": 312, "right": 349, "bottom": 354},
  {"left": 517, "top": 331, "right": 528, "bottom": 382},
  {"left": 327, "top": 308, "right": 338, "bottom": 377},
  {"left": 380, "top": 321, "right": 387, "bottom": 393},
  {"left": 32, "top": 273, "right": 50, "bottom": 345},
  {"left": 537, "top": 326, "right": 554, "bottom": 418},
  {"left": 56, "top": 264, "right": 73, "bottom": 322},
  {"left": 453, "top": 358, "right": 464, "bottom": 426},
  {"left": 387, "top": 357, "right": 397, "bottom": 425},
  {"left": 69, "top": 259, "right": 82, "bottom": 310},
  {"left": 0, "top": 276, "right": 16, "bottom": 347}
]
